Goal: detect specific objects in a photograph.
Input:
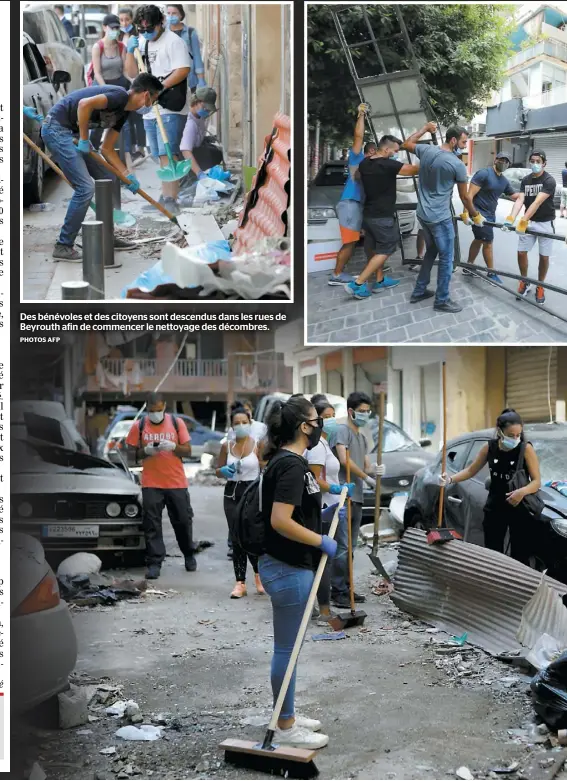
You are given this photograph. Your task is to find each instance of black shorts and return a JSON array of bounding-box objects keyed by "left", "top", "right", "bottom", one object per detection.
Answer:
[{"left": 362, "top": 216, "right": 399, "bottom": 256}]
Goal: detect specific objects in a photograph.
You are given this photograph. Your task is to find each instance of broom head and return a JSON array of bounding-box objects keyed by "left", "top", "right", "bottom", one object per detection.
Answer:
[
  {"left": 426, "top": 528, "right": 462, "bottom": 545},
  {"left": 331, "top": 609, "right": 367, "bottom": 629},
  {"left": 220, "top": 738, "right": 319, "bottom": 779}
]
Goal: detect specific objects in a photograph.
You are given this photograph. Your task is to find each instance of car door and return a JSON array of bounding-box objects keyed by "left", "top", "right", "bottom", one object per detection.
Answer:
[
  {"left": 443, "top": 440, "right": 473, "bottom": 537},
  {"left": 42, "top": 10, "right": 84, "bottom": 94},
  {"left": 23, "top": 38, "right": 57, "bottom": 126}
]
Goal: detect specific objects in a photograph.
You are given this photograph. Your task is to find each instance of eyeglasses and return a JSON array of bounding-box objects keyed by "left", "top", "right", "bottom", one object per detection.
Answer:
[{"left": 306, "top": 417, "right": 324, "bottom": 429}]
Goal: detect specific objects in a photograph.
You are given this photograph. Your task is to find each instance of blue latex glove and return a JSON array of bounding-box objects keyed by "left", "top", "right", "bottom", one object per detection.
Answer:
[
  {"left": 77, "top": 139, "right": 91, "bottom": 154},
  {"left": 328, "top": 483, "right": 355, "bottom": 497},
  {"left": 319, "top": 535, "right": 338, "bottom": 559},
  {"left": 197, "top": 76, "right": 206, "bottom": 88},
  {"left": 127, "top": 36, "right": 139, "bottom": 53},
  {"left": 125, "top": 173, "right": 140, "bottom": 193},
  {"left": 23, "top": 106, "right": 43, "bottom": 122},
  {"left": 197, "top": 171, "right": 207, "bottom": 180},
  {"left": 220, "top": 465, "right": 236, "bottom": 479},
  {"left": 321, "top": 503, "right": 339, "bottom": 525}
]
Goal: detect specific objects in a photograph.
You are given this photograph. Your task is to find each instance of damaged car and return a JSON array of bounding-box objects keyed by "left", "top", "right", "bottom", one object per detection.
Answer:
[{"left": 404, "top": 423, "right": 567, "bottom": 582}]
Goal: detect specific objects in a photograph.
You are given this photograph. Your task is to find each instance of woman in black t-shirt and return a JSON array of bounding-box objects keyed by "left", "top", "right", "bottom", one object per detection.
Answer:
[
  {"left": 438, "top": 409, "right": 541, "bottom": 564},
  {"left": 258, "top": 396, "right": 338, "bottom": 751}
]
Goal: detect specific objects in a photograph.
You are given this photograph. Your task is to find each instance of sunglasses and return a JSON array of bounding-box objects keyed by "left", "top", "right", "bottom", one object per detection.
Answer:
[{"left": 306, "top": 417, "right": 324, "bottom": 429}]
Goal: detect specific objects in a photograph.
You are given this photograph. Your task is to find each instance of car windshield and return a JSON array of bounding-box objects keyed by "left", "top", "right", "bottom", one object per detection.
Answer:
[
  {"left": 13, "top": 439, "right": 117, "bottom": 474},
  {"left": 314, "top": 167, "right": 347, "bottom": 187},
  {"left": 532, "top": 437, "right": 567, "bottom": 485},
  {"left": 111, "top": 420, "right": 135, "bottom": 440},
  {"left": 371, "top": 420, "right": 421, "bottom": 453}
]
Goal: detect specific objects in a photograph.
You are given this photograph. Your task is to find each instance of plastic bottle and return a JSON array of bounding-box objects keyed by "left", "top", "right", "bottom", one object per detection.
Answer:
[{"left": 28, "top": 203, "right": 55, "bottom": 212}]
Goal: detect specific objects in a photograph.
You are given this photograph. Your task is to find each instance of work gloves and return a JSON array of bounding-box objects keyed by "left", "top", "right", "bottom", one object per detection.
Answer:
[
  {"left": 329, "top": 482, "right": 355, "bottom": 497},
  {"left": 516, "top": 217, "right": 529, "bottom": 234},
  {"left": 125, "top": 173, "right": 140, "bottom": 193},
  {"left": 219, "top": 464, "right": 237, "bottom": 479},
  {"left": 23, "top": 106, "right": 43, "bottom": 122},
  {"left": 144, "top": 444, "right": 159, "bottom": 456},
  {"left": 437, "top": 472, "right": 452, "bottom": 487},
  {"left": 77, "top": 139, "right": 92, "bottom": 154},
  {"left": 471, "top": 213, "right": 486, "bottom": 227},
  {"left": 127, "top": 36, "right": 139, "bottom": 53},
  {"left": 368, "top": 463, "right": 386, "bottom": 477},
  {"left": 501, "top": 215, "right": 516, "bottom": 232},
  {"left": 460, "top": 210, "right": 471, "bottom": 226},
  {"left": 157, "top": 440, "right": 176, "bottom": 452},
  {"left": 364, "top": 475, "right": 376, "bottom": 489},
  {"left": 197, "top": 76, "right": 206, "bottom": 88}
]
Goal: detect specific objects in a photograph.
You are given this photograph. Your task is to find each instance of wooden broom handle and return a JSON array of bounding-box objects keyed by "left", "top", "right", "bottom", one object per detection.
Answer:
[
  {"left": 372, "top": 391, "right": 385, "bottom": 556},
  {"left": 267, "top": 489, "right": 348, "bottom": 732},
  {"left": 438, "top": 361, "right": 447, "bottom": 528},
  {"left": 346, "top": 451, "right": 355, "bottom": 613},
  {"left": 24, "top": 133, "right": 72, "bottom": 187}
]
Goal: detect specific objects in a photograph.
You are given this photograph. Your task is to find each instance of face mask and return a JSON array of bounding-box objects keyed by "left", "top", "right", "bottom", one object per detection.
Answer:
[
  {"left": 141, "top": 29, "right": 159, "bottom": 41},
  {"left": 530, "top": 163, "right": 543, "bottom": 174},
  {"left": 167, "top": 15, "right": 180, "bottom": 25},
  {"left": 391, "top": 152, "right": 399, "bottom": 160},
  {"left": 197, "top": 109, "right": 210, "bottom": 119},
  {"left": 120, "top": 24, "right": 133, "bottom": 33},
  {"left": 304, "top": 422, "right": 322, "bottom": 450},
  {"left": 322, "top": 418, "right": 338, "bottom": 435},
  {"left": 352, "top": 411, "right": 370, "bottom": 428},
  {"left": 495, "top": 161, "right": 508, "bottom": 173},
  {"left": 108, "top": 29, "right": 119, "bottom": 40},
  {"left": 234, "top": 423, "right": 251, "bottom": 439},
  {"left": 149, "top": 410, "right": 165, "bottom": 424},
  {"left": 454, "top": 147, "right": 463, "bottom": 157},
  {"left": 499, "top": 432, "right": 521, "bottom": 451}
]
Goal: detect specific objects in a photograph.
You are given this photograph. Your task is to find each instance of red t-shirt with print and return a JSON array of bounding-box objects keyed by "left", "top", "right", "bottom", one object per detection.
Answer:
[{"left": 126, "top": 414, "right": 190, "bottom": 489}]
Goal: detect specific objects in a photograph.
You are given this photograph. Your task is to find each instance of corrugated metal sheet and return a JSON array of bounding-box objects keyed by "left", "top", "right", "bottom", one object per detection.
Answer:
[
  {"left": 233, "top": 112, "right": 290, "bottom": 255},
  {"left": 506, "top": 347, "right": 557, "bottom": 423},
  {"left": 517, "top": 577, "right": 567, "bottom": 650},
  {"left": 391, "top": 529, "right": 567, "bottom": 656}
]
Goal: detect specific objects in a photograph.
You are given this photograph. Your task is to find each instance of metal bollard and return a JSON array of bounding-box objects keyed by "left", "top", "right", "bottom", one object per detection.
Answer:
[
  {"left": 61, "top": 281, "right": 90, "bottom": 300},
  {"left": 82, "top": 220, "right": 105, "bottom": 300},
  {"left": 95, "top": 178, "right": 116, "bottom": 268}
]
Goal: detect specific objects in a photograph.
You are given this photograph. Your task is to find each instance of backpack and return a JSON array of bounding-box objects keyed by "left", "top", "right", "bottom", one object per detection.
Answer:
[
  {"left": 233, "top": 451, "right": 307, "bottom": 557},
  {"left": 87, "top": 40, "right": 126, "bottom": 86},
  {"left": 138, "top": 413, "right": 179, "bottom": 438}
]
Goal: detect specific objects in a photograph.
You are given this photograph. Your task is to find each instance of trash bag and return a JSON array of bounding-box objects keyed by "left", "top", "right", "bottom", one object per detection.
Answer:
[
  {"left": 531, "top": 650, "right": 567, "bottom": 728},
  {"left": 121, "top": 261, "right": 175, "bottom": 298}
]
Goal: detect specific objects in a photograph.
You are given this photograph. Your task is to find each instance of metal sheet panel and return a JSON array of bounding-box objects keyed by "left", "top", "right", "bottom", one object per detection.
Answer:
[
  {"left": 391, "top": 528, "right": 567, "bottom": 655},
  {"left": 530, "top": 135, "right": 567, "bottom": 192},
  {"left": 517, "top": 578, "right": 567, "bottom": 650},
  {"left": 506, "top": 347, "right": 557, "bottom": 423}
]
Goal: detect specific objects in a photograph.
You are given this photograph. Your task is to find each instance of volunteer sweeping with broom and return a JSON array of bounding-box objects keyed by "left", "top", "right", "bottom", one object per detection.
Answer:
[
  {"left": 216, "top": 405, "right": 265, "bottom": 599},
  {"left": 438, "top": 408, "right": 542, "bottom": 564},
  {"left": 259, "top": 396, "right": 339, "bottom": 750}
]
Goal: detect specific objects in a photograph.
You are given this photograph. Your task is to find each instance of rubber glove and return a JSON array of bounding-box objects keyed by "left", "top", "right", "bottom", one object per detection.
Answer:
[
  {"left": 329, "top": 483, "right": 354, "bottom": 496},
  {"left": 23, "top": 106, "right": 43, "bottom": 122},
  {"left": 437, "top": 472, "right": 452, "bottom": 487},
  {"left": 197, "top": 76, "right": 206, "bottom": 88},
  {"left": 220, "top": 464, "right": 237, "bottom": 479},
  {"left": 77, "top": 138, "right": 92, "bottom": 154},
  {"left": 501, "top": 215, "right": 515, "bottom": 232},
  {"left": 127, "top": 36, "right": 139, "bottom": 53},
  {"left": 472, "top": 213, "right": 486, "bottom": 227},
  {"left": 125, "top": 173, "right": 140, "bottom": 193},
  {"left": 368, "top": 463, "right": 386, "bottom": 477},
  {"left": 460, "top": 210, "right": 471, "bottom": 226},
  {"left": 144, "top": 444, "right": 158, "bottom": 456},
  {"left": 158, "top": 440, "right": 176, "bottom": 452},
  {"left": 320, "top": 503, "right": 339, "bottom": 525},
  {"left": 197, "top": 171, "right": 207, "bottom": 180},
  {"left": 516, "top": 217, "right": 529, "bottom": 234},
  {"left": 319, "top": 535, "right": 338, "bottom": 559},
  {"left": 365, "top": 475, "right": 376, "bottom": 489}
]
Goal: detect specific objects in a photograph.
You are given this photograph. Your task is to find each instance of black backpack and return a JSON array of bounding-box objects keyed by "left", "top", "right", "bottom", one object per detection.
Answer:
[
  {"left": 143, "top": 39, "right": 188, "bottom": 113},
  {"left": 233, "top": 452, "right": 307, "bottom": 557}
]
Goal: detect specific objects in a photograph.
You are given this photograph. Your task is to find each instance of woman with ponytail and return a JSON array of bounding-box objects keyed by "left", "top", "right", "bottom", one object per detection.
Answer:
[
  {"left": 438, "top": 408, "right": 541, "bottom": 564},
  {"left": 259, "top": 396, "right": 342, "bottom": 750}
]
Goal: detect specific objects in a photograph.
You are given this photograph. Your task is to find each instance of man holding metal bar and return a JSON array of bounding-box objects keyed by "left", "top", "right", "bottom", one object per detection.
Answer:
[{"left": 502, "top": 150, "right": 557, "bottom": 306}]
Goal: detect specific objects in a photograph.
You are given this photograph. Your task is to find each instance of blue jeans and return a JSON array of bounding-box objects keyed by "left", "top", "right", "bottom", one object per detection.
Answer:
[
  {"left": 144, "top": 113, "right": 186, "bottom": 157},
  {"left": 41, "top": 116, "right": 116, "bottom": 247},
  {"left": 412, "top": 218, "right": 455, "bottom": 304},
  {"left": 258, "top": 554, "right": 314, "bottom": 720},
  {"left": 331, "top": 500, "right": 362, "bottom": 597}
]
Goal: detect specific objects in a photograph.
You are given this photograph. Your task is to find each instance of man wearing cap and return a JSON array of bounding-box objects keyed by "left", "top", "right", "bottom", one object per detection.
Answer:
[
  {"left": 462, "top": 152, "right": 521, "bottom": 284},
  {"left": 179, "top": 87, "right": 218, "bottom": 179},
  {"left": 502, "top": 149, "right": 557, "bottom": 305}
]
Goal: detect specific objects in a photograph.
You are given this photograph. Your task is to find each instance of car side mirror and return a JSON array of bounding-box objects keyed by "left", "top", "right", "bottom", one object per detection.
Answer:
[
  {"left": 484, "top": 476, "right": 491, "bottom": 491},
  {"left": 52, "top": 70, "right": 71, "bottom": 91},
  {"left": 72, "top": 37, "right": 86, "bottom": 51},
  {"left": 419, "top": 438, "right": 432, "bottom": 448}
]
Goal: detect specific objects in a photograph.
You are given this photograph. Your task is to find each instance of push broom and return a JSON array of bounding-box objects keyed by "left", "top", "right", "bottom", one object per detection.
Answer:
[
  {"left": 368, "top": 390, "right": 391, "bottom": 581},
  {"left": 426, "top": 361, "right": 461, "bottom": 545},
  {"left": 220, "top": 489, "right": 348, "bottom": 779}
]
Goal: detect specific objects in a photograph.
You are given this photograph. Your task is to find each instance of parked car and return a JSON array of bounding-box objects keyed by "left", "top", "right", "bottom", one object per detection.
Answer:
[
  {"left": 505, "top": 166, "right": 561, "bottom": 209},
  {"left": 23, "top": 32, "right": 71, "bottom": 206},
  {"left": 403, "top": 423, "right": 567, "bottom": 582},
  {"left": 12, "top": 533, "right": 78, "bottom": 713},
  {"left": 12, "top": 439, "right": 144, "bottom": 561},
  {"left": 255, "top": 392, "right": 348, "bottom": 425},
  {"left": 12, "top": 400, "right": 89, "bottom": 454},
  {"left": 23, "top": 5, "right": 86, "bottom": 94}
]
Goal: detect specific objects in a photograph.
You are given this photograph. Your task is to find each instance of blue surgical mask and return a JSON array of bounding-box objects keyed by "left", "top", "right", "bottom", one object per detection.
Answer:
[
  {"left": 391, "top": 153, "right": 399, "bottom": 160},
  {"left": 167, "top": 15, "right": 180, "bottom": 25},
  {"left": 500, "top": 435, "right": 521, "bottom": 451},
  {"left": 234, "top": 423, "right": 251, "bottom": 439},
  {"left": 108, "top": 29, "right": 119, "bottom": 40},
  {"left": 454, "top": 147, "right": 464, "bottom": 157},
  {"left": 141, "top": 29, "right": 159, "bottom": 41},
  {"left": 322, "top": 418, "right": 338, "bottom": 435},
  {"left": 353, "top": 411, "right": 370, "bottom": 428},
  {"left": 197, "top": 109, "right": 210, "bottom": 119},
  {"left": 120, "top": 24, "right": 133, "bottom": 33},
  {"left": 530, "top": 163, "right": 543, "bottom": 174}
]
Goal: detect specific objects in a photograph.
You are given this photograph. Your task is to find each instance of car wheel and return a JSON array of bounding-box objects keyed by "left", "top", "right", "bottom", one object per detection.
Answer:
[
  {"left": 23, "top": 150, "right": 44, "bottom": 207},
  {"left": 404, "top": 509, "right": 431, "bottom": 532}
]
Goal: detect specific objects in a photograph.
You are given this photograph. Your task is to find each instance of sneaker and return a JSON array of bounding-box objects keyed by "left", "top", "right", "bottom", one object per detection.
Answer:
[
  {"left": 184, "top": 555, "right": 197, "bottom": 572},
  {"left": 487, "top": 272, "right": 503, "bottom": 284},
  {"left": 410, "top": 289, "right": 435, "bottom": 304},
  {"left": 254, "top": 573, "right": 266, "bottom": 595},
  {"left": 353, "top": 592, "right": 367, "bottom": 604},
  {"left": 345, "top": 281, "right": 371, "bottom": 300},
  {"left": 273, "top": 724, "right": 329, "bottom": 749},
  {"left": 434, "top": 299, "right": 463, "bottom": 314},
  {"left": 372, "top": 276, "right": 401, "bottom": 293},
  {"left": 331, "top": 593, "right": 351, "bottom": 609},
  {"left": 145, "top": 565, "right": 161, "bottom": 580},
  {"left": 328, "top": 272, "right": 354, "bottom": 286},
  {"left": 517, "top": 281, "right": 531, "bottom": 299},
  {"left": 230, "top": 582, "right": 247, "bottom": 599},
  {"left": 295, "top": 715, "right": 322, "bottom": 732},
  {"left": 53, "top": 243, "right": 82, "bottom": 262},
  {"left": 536, "top": 286, "right": 545, "bottom": 305},
  {"left": 163, "top": 196, "right": 181, "bottom": 216}
]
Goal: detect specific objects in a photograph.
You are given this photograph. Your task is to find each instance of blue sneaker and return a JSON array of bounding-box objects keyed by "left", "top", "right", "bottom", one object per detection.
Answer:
[
  {"left": 487, "top": 272, "right": 503, "bottom": 284},
  {"left": 372, "top": 276, "right": 401, "bottom": 293},
  {"left": 328, "top": 272, "right": 354, "bottom": 286},
  {"left": 345, "top": 281, "right": 371, "bottom": 300}
]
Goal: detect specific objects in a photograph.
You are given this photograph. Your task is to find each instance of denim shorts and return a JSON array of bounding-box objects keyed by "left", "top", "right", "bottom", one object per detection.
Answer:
[{"left": 143, "top": 113, "right": 187, "bottom": 157}]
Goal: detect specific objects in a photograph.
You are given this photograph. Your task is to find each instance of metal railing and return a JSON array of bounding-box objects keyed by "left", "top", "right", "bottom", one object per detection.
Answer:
[
  {"left": 101, "top": 358, "right": 157, "bottom": 376},
  {"left": 507, "top": 39, "right": 567, "bottom": 69},
  {"left": 174, "top": 359, "right": 228, "bottom": 378}
]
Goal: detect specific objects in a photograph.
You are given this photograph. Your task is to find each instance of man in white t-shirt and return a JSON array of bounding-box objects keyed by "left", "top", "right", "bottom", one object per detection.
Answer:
[{"left": 125, "top": 5, "right": 190, "bottom": 215}]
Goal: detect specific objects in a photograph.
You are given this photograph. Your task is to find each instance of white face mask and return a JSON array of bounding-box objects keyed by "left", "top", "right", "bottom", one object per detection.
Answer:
[{"left": 149, "top": 410, "right": 165, "bottom": 424}]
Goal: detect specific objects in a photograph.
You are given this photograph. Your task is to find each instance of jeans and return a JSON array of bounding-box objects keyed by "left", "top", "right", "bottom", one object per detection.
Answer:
[
  {"left": 258, "top": 554, "right": 314, "bottom": 720},
  {"left": 144, "top": 113, "right": 186, "bottom": 157},
  {"left": 41, "top": 116, "right": 116, "bottom": 247},
  {"left": 331, "top": 500, "right": 362, "bottom": 597},
  {"left": 412, "top": 218, "right": 455, "bottom": 304},
  {"left": 142, "top": 487, "right": 195, "bottom": 567}
]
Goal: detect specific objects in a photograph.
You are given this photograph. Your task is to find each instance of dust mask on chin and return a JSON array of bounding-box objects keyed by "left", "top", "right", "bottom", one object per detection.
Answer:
[{"left": 149, "top": 410, "right": 165, "bottom": 424}]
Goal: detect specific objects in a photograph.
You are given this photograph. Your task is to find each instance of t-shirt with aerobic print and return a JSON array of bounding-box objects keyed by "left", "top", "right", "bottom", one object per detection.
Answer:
[
  {"left": 142, "top": 29, "right": 191, "bottom": 118},
  {"left": 262, "top": 450, "right": 322, "bottom": 570},
  {"left": 339, "top": 149, "right": 365, "bottom": 203},
  {"left": 415, "top": 144, "right": 468, "bottom": 224},
  {"left": 471, "top": 166, "right": 515, "bottom": 220},
  {"left": 50, "top": 85, "right": 130, "bottom": 133},
  {"left": 331, "top": 423, "right": 369, "bottom": 503},
  {"left": 520, "top": 171, "right": 556, "bottom": 223},
  {"left": 358, "top": 156, "right": 404, "bottom": 218},
  {"left": 125, "top": 414, "right": 190, "bottom": 489}
]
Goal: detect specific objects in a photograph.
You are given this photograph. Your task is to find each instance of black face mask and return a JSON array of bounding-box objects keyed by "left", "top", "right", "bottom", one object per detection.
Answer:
[{"left": 305, "top": 423, "right": 322, "bottom": 451}]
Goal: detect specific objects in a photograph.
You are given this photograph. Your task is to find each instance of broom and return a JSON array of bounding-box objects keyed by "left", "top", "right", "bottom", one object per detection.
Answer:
[
  {"left": 426, "top": 361, "right": 461, "bottom": 545},
  {"left": 220, "top": 489, "right": 348, "bottom": 779},
  {"left": 368, "top": 390, "right": 391, "bottom": 581}
]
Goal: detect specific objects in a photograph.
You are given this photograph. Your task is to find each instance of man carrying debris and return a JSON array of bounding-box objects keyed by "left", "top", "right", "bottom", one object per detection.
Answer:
[
  {"left": 40, "top": 74, "right": 163, "bottom": 261},
  {"left": 126, "top": 393, "right": 197, "bottom": 580},
  {"left": 330, "top": 392, "right": 384, "bottom": 609},
  {"left": 179, "top": 87, "right": 219, "bottom": 179}
]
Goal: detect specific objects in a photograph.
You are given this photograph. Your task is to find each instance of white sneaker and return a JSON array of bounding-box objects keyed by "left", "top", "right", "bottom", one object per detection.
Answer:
[
  {"left": 274, "top": 724, "right": 328, "bottom": 749},
  {"left": 295, "top": 715, "right": 322, "bottom": 732}
]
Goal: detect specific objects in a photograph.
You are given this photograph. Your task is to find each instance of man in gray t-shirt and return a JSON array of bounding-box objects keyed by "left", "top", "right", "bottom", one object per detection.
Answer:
[{"left": 402, "top": 126, "right": 482, "bottom": 314}]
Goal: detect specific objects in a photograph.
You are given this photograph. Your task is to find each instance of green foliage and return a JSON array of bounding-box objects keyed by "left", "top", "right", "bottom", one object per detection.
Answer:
[{"left": 308, "top": 4, "right": 516, "bottom": 145}]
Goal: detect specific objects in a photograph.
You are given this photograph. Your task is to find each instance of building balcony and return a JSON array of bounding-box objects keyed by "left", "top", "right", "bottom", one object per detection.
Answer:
[
  {"left": 507, "top": 39, "right": 567, "bottom": 70},
  {"left": 523, "top": 85, "right": 567, "bottom": 108}
]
